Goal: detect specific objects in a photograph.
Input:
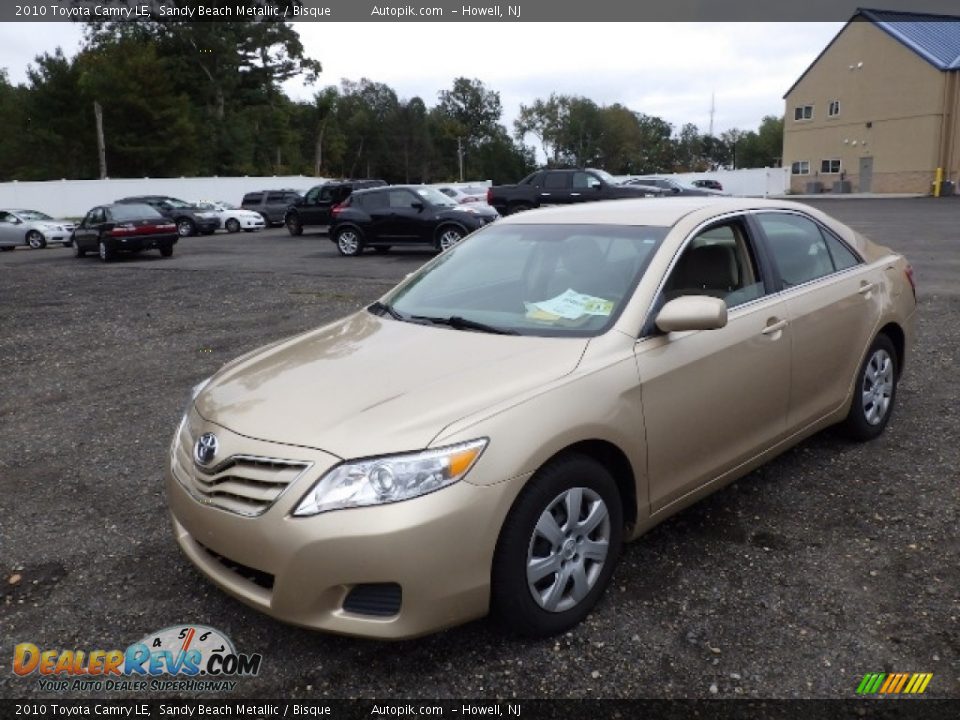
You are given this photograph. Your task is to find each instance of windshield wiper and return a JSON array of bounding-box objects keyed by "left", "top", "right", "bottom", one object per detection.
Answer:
[
  {"left": 368, "top": 301, "right": 405, "bottom": 320},
  {"left": 410, "top": 315, "right": 519, "bottom": 335}
]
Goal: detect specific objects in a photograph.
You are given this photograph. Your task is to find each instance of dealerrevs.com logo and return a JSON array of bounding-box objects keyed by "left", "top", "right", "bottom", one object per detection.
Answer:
[{"left": 13, "top": 625, "right": 262, "bottom": 693}]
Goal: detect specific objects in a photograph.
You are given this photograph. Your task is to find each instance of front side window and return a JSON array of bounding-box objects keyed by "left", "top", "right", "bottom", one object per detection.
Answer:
[
  {"left": 384, "top": 224, "right": 669, "bottom": 337},
  {"left": 755, "top": 213, "right": 839, "bottom": 287},
  {"left": 573, "top": 172, "right": 602, "bottom": 190},
  {"left": 662, "top": 220, "right": 765, "bottom": 308}
]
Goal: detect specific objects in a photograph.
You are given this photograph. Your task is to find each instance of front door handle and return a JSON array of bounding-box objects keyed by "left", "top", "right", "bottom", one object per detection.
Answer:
[
  {"left": 761, "top": 318, "right": 788, "bottom": 335},
  {"left": 858, "top": 282, "right": 876, "bottom": 295}
]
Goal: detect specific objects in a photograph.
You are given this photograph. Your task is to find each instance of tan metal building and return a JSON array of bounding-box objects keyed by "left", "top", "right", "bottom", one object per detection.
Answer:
[{"left": 783, "top": 8, "right": 960, "bottom": 194}]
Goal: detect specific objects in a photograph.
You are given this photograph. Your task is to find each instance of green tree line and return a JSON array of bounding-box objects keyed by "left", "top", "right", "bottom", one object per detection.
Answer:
[{"left": 0, "top": 12, "right": 784, "bottom": 184}]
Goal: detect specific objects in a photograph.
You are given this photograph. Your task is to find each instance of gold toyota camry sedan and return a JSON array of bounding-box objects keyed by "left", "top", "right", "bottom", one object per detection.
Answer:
[{"left": 167, "top": 197, "right": 916, "bottom": 639}]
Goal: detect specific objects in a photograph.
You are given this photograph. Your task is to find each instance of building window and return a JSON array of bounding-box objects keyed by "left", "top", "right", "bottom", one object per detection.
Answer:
[
  {"left": 828, "top": 100, "right": 840, "bottom": 117},
  {"left": 791, "top": 161, "right": 810, "bottom": 175},
  {"left": 820, "top": 159, "right": 841, "bottom": 174},
  {"left": 794, "top": 105, "right": 813, "bottom": 121}
]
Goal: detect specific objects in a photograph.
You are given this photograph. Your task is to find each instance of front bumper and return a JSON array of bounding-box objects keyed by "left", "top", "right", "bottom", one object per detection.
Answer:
[
  {"left": 196, "top": 218, "right": 221, "bottom": 233},
  {"left": 166, "top": 410, "right": 527, "bottom": 639}
]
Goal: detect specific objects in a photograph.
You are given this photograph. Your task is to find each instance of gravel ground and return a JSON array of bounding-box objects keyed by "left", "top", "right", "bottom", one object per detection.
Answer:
[{"left": 0, "top": 198, "right": 957, "bottom": 701}]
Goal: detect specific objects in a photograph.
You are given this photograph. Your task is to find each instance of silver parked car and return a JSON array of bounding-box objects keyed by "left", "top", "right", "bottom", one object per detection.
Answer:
[{"left": 0, "top": 209, "right": 76, "bottom": 250}]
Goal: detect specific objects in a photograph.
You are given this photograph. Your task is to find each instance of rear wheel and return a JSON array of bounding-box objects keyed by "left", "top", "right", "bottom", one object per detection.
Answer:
[
  {"left": 0, "top": 246, "right": 14, "bottom": 252},
  {"left": 842, "top": 334, "right": 898, "bottom": 441},
  {"left": 492, "top": 454, "right": 623, "bottom": 637},
  {"left": 26, "top": 230, "right": 47, "bottom": 249},
  {"left": 159, "top": 244, "right": 174, "bottom": 258},
  {"left": 98, "top": 241, "right": 115, "bottom": 263},
  {"left": 335, "top": 227, "right": 363, "bottom": 256},
  {"left": 73, "top": 242, "right": 86, "bottom": 258},
  {"left": 225, "top": 218, "right": 241, "bottom": 233},
  {"left": 176, "top": 218, "right": 196, "bottom": 237}
]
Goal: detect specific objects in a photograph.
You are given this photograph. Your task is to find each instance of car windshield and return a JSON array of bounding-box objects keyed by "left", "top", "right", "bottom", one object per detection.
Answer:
[
  {"left": 415, "top": 187, "right": 458, "bottom": 207},
  {"left": 218, "top": 202, "right": 239, "bottom": 209},
  {"left": 383, "top": 223, "right": 668, "bottom": 337},
  {"left": 162, "top": 198, "right": 191, "bottom": 208},
  {"left": 15, "top": 210, "right": 54, "bottom": 221},
  {"left": 110, "top": 204, "right": 164, "bottom": 221}
]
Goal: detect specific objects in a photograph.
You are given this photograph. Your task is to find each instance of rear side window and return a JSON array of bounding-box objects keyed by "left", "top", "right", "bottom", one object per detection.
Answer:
[
  {"left": 266, "top": 192, "right": 287, "bottom": 203},
  {"left": 755, "top": 213, "right": 837, "bottom": 287},
  {"left": 821, "top": 229, "right": 861, "bottom": 271},
  {"left": 243, "top": 193, "right": 262, "bottom": 204},
  {"left": 358, "top": 192, "right": 388, "bottom": 210},
  {"left": 543, "top": 173, "right": 569, "bottom": 190}
]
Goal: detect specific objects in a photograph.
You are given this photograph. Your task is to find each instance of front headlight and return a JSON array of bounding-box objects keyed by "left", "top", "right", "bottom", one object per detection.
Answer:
[
  {"left": 176, "top": 376, "right": 212, "bottom": 436},
  {"left": 293, "top": 439, "right": 487, "bottom": 516}
]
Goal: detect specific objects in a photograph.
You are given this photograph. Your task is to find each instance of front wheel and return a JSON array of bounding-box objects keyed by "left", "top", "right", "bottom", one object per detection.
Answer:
[
  {"left": 842, "top": 334, "right": 898, "bottom": 441},
  {"left": 74, "top": 242, "right": 86, "bottom": 258},
  {"left": 436, "top": 226, "right": 464, "bottom": 252},
  {"left": 225, "top": 218, "right": 241, "bottom": 234},
  {"left": 285, "top": 215, "right": 303, "bottom": 236},
  {"left": 492, "top": 454, "right": 623, "bottom": 637},
  {"left": 159, "top": 244, "right": 174, "bottom": 258},
  {"left": 335, "top": 227, "right": 363, "bottom": 256},
  {"left": 26, "top": 230, "right": 47, "bottom": 249}
]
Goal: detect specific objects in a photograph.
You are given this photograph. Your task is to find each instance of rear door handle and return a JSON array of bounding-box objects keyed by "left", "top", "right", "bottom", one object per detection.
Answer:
[
  {"left": 570, "top": 192, "right": 581, "bottom": 197},
  {"left": 761, "top": 319, "right": 788, "bottom": 335},
  {"left": 858, "top": 282, "right": 876, "bottom": 295}
]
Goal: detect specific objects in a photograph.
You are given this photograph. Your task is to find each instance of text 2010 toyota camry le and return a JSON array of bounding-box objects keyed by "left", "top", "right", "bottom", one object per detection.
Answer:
[{"left": 166, "top": 197, "right": 916, "bottom": 639}]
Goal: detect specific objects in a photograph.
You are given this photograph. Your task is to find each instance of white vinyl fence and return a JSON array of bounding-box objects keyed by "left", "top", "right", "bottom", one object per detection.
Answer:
[{"left": 0, "top": 176, "right": 326, "bottom": 218}]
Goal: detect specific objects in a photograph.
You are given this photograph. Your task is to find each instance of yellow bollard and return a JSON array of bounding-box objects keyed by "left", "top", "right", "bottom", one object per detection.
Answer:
[{"left": 933, "top": 167, "right": 943, "bottom": 197}]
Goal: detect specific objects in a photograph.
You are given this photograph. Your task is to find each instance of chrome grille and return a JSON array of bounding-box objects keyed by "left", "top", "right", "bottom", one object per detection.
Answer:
[{"left": 173, "top": 423, "right": 311, "bottom": 517}]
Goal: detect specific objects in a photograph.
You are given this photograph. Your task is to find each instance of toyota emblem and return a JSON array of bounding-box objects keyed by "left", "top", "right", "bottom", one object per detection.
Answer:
[{"left": 194, "top": 433, "right": 219, "bottom": 466}]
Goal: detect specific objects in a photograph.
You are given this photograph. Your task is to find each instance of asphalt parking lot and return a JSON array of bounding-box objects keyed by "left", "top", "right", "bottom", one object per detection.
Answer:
[{"left": 1, "top": 198, "right": 958, "bottom": 701}]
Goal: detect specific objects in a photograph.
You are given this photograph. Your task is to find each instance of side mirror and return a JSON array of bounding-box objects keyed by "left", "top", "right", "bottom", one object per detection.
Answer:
[
  {"left": 671, "top": 187, "right": 681, "bottom": 194},
  {"left": 411, "top": 201, "right": 424, "bottom": 211},
  {"left": 656, "top": 296, "right": 727, "bottom": 333},
  {"left": 11, "top": 217, "right": 22, "bottom": 225}
]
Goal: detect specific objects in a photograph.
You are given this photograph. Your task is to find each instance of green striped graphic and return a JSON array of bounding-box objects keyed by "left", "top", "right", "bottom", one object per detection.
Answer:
[{"left": 856, "top": 673, "right": 886, "bottom": 694}]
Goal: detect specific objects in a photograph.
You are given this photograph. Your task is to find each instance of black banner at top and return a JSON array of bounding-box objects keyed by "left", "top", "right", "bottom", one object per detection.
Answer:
[{"left": 4, "top": 0, "right": 960, "bottom": 23}]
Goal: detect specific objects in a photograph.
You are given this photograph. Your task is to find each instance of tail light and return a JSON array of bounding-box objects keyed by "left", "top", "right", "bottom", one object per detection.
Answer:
[
  {"left": 486, "top": 188, "right": 493, "bottom": 204},
  {"left": 109, "top": 224, "right": 137, "bottom": 237},
  {"left": 904, "top": 264, "right": 916, "bottom": 299},
  {"left": 331, "top": 202, "right": 345, "bottom": 218}
]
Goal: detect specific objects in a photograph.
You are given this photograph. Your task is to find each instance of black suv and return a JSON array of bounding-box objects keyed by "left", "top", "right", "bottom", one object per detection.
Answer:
[
  {"left": 328, "top": 185, "right": 495, "bottom": 256},
  {"left": 284, "top": 179, "right": 387, "bottom": 236},
  {"left": 115, "top": 196, "right": 221, "bottom": 237},
  {"left": 241, "top": 189, "right": 304, "bottom": 227}
]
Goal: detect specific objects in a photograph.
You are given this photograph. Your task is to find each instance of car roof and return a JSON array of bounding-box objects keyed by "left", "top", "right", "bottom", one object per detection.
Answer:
[{"left": 498, "top": 197, "right": 818, "bottom": 227}]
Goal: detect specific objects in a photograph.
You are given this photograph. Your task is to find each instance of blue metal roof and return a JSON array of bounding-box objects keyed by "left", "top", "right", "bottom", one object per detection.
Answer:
[{"left": 859, "top": 8, "right": 960, "bottom": 70}]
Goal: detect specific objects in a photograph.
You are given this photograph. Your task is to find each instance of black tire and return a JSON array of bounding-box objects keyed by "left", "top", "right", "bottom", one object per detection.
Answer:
[
  {"left": 842, "top": 334, "right": 898, "bottom": 441},
  {"left": 98, "top": 240, "right": 115, "bottom": 263},
  {"left": 26, "top": 230, "right": 47, "bottom": 249},
  {"left": 334, "top": 226, "right": 364, "bottom": 256},
  {"left": 492, "top": 454, "right": 623, "bottom": 638},
  {"left": 176, "top": 218, "right": 196, "bottom": 237},
  {"left": 225, "top": 218, "right": 241, "bottom": 234},
  {"left": 159, "top": 244, "right": 174, "bottom": 258},
  {"left": 62, "top": 240, "right": 73, "bottom": 247},
  {"left": 73, "top": 242, "right": 86, "bottom": 258},
  {"left": 373, "top": 246, "right": 391, "bottom": 254},
  {"left": 243, "top": 229, "right": 258, "bottom": 233},
  {"left": 509, "top": 202, "right": 533, "bottom": 215},
  {"left": 285, "top": 214, "right": 303, "bottom": 236},
  {"left": 0, "top": 246, "right": 15, "bottom": 252},
  {"left": 436, "top": 225, "right": 465, "bottom": 252},
  {"left": 259, "top": 213, "right": 272, "bottom": 228}
]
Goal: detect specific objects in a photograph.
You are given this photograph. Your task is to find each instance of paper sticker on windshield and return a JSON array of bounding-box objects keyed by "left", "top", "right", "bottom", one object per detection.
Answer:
[{"left": 525, "top": 289, "right": 614, "bottom": 321}]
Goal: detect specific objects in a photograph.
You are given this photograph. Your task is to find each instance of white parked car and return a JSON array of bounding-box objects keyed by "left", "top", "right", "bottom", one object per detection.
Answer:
[
  {"left": 435, "top": 185, "right": 491, "bottom": 205},
  {"left": 194, "top": 201, "right": 266, "bottom": 233},
  {"left": 0, "top": 209, "right": 76, "bottom": 250}
]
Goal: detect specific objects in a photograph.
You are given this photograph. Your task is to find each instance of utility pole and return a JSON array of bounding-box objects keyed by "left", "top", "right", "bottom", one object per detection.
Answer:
[
  {"left": 93, "top": 101, "right": 107, "bottom": 179},
  {"left": 457, "top": 137, "right": 464, "bottom": 182},
  {"left": 708, "top": 92, "right": 716, "bottom": 138}
]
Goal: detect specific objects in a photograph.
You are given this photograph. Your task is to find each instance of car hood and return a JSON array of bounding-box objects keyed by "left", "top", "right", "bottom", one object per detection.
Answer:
[{"left": 195, "top": 310, "right": 588, "bottom": 459}]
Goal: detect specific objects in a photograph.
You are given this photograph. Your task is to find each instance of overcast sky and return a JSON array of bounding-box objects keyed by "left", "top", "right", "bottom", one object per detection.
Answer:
[{"left": 0, "top": 22, "right": 844, "bottom": 138}]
